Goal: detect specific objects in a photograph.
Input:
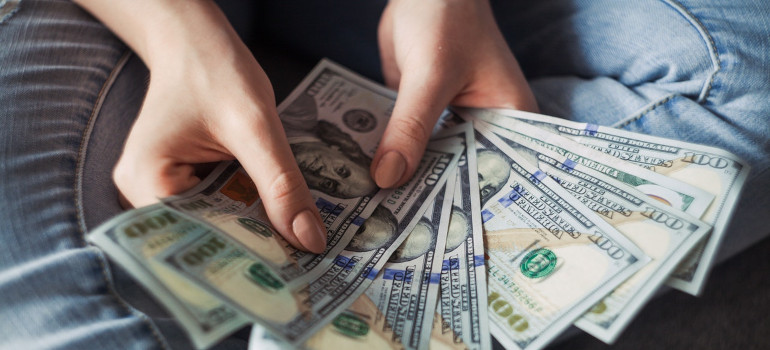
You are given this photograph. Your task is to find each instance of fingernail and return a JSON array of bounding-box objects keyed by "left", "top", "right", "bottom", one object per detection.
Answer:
[
  {"left": 293, "top": 209, "right": 327, "bottom": 254},
  {"left": 374, "top": 151, "right": 406, "bottom": 188}
]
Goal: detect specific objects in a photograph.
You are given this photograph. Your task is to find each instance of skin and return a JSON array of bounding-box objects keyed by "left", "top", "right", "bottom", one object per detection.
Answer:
[
  {"left": 372, "top": 0, "right": 538, "bottom": 188},
  {"left": 73, "top": 0, "right": 536, "bottom": 253}
]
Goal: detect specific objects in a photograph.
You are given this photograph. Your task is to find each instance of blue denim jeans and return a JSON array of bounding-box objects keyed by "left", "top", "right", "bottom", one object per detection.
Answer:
[{"left": 1, "top": 0, "right": 767, "bottom": 349}]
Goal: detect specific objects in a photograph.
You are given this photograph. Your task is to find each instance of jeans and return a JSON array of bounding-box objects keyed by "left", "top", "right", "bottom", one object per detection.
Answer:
[{"left": 0, "top": 0, "right": 767, "bottom": 349}]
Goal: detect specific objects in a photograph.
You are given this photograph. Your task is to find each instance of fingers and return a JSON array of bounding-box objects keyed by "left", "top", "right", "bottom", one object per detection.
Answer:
[
  {"left": 114, "top": 95, "right": 216, "bottom": 208},
  {"left": 114, "top": 83, "right": 327, "bottom": 254},
  {"left": 377, "top": 3, "right": 399, "bottom": 89},
  {"left": 456, "top": 44, "right": 539, "bottom": 113},
  {"left": 371, "top": 68, "right": 460, "bottom": 188},
  {"left": 221, "top": 107, "right": 327, "bottom": 254}
]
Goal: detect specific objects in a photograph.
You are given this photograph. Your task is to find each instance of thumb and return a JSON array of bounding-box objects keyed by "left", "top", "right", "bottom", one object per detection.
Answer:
[
  {"left": 371, "top": 71, "right": 459, "bottom": 188},
  {"left": 114, "top": 93, "right": 229, "bottom": 208},
  {"left": 222, "top": 109, "right": 328, "bottom": 254},
  {"left": 114, "top": 154, "right": 203, "bottom": 208}
]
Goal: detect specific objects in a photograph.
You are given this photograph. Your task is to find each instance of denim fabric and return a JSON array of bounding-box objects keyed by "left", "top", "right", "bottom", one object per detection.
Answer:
[
  {"left": 0, "top": 1, "right": 168, "bottom": 349},
  {"left": 0, "top": 1, "right": 248, "bottom": 349},
  {"left": 1, "top": 0, "right": 768, "bottom": 350},
  {"left": 491, "top": 0, "right": 770, "bottom": 261}
]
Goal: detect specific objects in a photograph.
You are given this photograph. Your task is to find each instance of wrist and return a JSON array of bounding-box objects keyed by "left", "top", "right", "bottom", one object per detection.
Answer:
[
  {"left": 141, "top": 1, "right": 243, "bottom": 71},
  {"left": 74, "top": 0, "right": 244, "bottom": 72}
]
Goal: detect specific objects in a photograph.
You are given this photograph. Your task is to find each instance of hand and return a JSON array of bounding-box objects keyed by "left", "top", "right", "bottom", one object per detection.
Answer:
[
  {"left": 104, "top": 1, "right": 327, "bottom": 253},
  {"left": 372, "top": 0, "right": 538, "bottom": 188}
]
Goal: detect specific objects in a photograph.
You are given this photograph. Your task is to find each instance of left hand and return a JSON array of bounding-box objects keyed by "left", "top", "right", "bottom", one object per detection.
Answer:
[{"left": 372, "top": 0, "right": 538, "bottom": 188}]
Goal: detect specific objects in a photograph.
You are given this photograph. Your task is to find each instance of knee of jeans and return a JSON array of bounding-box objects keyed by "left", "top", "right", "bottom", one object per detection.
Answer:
[
  {"left": 0, "top": 0, "right": 21, "bottom": 23},
  {"left": 605, "top": 0, "right": 721, "bottom": 104},
  {"left": 503, "top": 0, "right": 721, "bottom": 104}
]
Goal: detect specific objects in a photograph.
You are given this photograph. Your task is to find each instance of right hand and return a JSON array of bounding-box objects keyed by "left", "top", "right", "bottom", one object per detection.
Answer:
[{"left": 107, "top": 1, "right": 327, "bottom": 253}]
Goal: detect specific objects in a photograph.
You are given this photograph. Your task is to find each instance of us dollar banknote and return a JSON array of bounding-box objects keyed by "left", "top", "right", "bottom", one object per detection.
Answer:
[
  {"left": 88, "top": 205, "right": 250, "bottom": 349},
  {"left": 249, "top": 294, "right": 403, "bottom": 350},
  {"left": 471, "top": 126, "right": 649, "bottom": 350},
  {"left": 162, "top": 58, "right": 414, "bottom": 285},
  {"left": 289, "top": 180, "right": 454, "bottom": 350},
  {"left": 162, "top": 162, "right": 383, "bottom": 285},
  {"left": 364, "top": 174, "right": 456, "bottom": 350},
  {"left": 247, "top": 142, "right": 462, "bottom": 350},
  {"left": 458, "top": 109, "right": 715, "bottom": 219},
  {"left": 156, "top": 140, "right": 463, "bottom": 346},
  {"left": 466, "top": 107, "right": 750, "bottom": 296},
  {"left": 474, "top": 121, "right": 712, "bottom": 343},
  {"left": 429, "top": 313, "right": 468, "bottom": 350},
  {"left": 432, "top": 122, "right": 491, "bottom": 350}
]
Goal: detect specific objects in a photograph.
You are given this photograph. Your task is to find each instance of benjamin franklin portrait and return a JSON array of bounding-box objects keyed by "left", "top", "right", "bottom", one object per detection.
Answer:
[
  {"left": 477, "top": 148, "right": 511, "bottom": 207},
  {"left": 281, "top": 92, "right": 377, "bottom": 199},
  {"left": 445, "top": 206, "right": 471, "bottom": 252},
  {"left": 347, "top": 206, "right": 398, "bottom": 252},
  {"left": 390, "top": 217, "right": 437, "bottom": 263}
]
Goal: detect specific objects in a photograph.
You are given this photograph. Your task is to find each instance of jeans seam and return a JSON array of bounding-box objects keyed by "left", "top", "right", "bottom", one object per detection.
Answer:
[
  {"left": 74, "top": 50, "right": 171, "bottom": 350},
  {"left": 660, "top": 0, "right": 721, "bottom": 103},
  {"left": 0, "top": 0, "right": 21, "bottom": 24},
  {"left": 74, "top": 50, "right": 131, "bottom": 237},
  {"left": 613, "top": 94, "right": 676, "bottom": 129},
  {"left": 91, "top": 246, "right": 172, "bottom": 350}
]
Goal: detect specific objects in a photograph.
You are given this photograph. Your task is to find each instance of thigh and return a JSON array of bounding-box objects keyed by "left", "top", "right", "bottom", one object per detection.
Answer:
[
  {"left": 0, "top": 1, "right": 168, "bottom": 349},
  {"left": 493, "top": 0, "right": 770, "bottom": 259},
  {"left": 494, "top": 0, "right": 769, "bottom": 162}
]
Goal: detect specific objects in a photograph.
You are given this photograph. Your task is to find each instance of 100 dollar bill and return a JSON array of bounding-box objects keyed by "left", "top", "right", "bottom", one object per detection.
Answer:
[
  {"left": 248, "top": 294, "right": 401, "bottom": 350},
  {"left": 475, "top": 121, "right": 711, "bottom": 343},
  {"left": 158, "top": 141, "right": 463, "bottom": 346},
  {"left": 459, "top": 108, "right": 715, "bottom": 218},
  {"left": 88, "top": 205, "right": 249, "bottom": 349},
  {"left": 433, "top": 122, "right": 491, "bottom": 350},
  {"left": 471, "top": 126, "right": 649, "bottom": 350},
  {"left": 163, "top": 162, "right": 385, "bottom": 285},
  {"left": 364, "top": 176, "right": 455, "bottom": 350},
  {"left": 468, "top": 108, "right": 750, "bottom": 295},
  {"left": 162, "top": 58, "right": 414, "bottom": 285}
]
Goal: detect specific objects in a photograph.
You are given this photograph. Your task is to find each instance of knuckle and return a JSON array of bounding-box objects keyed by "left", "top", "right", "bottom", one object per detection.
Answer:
[
  {"left": 267, "top": 169, "right": 308, "bottom": 205},
  {"left": 112, "top": 159, "right": 132, "bottom": 190},
  {"left": 391, "top": 116, "right": 431, "bottom": 147}
]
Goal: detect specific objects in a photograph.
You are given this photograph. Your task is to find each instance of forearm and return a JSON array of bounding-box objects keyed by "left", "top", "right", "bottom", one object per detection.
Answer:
[{"left": 73, "top": 0, "right": 241, "bottom": 70}]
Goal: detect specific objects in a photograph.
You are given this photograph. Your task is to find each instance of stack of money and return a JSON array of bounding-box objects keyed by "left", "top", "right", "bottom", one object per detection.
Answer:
[{"left": 87, "top": 60, "right": 750, "bottom": 350}]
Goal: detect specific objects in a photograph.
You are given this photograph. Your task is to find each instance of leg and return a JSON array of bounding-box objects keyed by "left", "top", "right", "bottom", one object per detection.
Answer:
[
  {"left": 0, "top": 1, "right": 168, "bottom": 349},
  {"left": 0, "top": 1, "right": 252, "bottom": 348},
  {"left": 489, "top": 0, "right": 770, "bottom": 347},
  {"left": 492, "top": 0, "right": 770, "bottom": 262}
]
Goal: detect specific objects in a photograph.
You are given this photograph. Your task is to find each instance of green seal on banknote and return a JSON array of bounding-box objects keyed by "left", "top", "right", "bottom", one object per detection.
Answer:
[
  {"left": 245, "top": 262, "right": 284, "bottom": 290},
  {"left": 589, "top": 300, "right": 607, "bottom": 315},
  {"left": 237, "top": 218, "right": 273, "bottom": 238},
  {"left": 332, "top": 312, "right": 369, "bottom": 338},
  {"left": 520, "top": 248, "right": 557, "bottom": 279}
]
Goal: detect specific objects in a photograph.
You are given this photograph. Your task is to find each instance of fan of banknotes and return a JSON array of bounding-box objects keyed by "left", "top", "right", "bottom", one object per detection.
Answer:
[{"left": 88, "top": 59, "right": 750, "bottom": 350}]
